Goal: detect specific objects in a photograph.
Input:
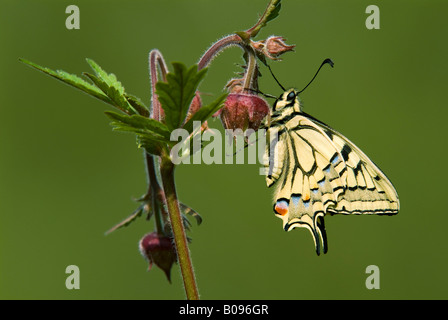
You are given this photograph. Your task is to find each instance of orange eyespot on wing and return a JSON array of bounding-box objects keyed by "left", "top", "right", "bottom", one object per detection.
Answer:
[{"left": 274, "top": 199, "right": 289, "bottom": 216}]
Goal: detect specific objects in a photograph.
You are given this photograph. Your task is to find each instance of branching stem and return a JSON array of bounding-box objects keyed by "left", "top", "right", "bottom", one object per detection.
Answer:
[{"left": 160, "top": 154, "right": 199, "bottom": 300}]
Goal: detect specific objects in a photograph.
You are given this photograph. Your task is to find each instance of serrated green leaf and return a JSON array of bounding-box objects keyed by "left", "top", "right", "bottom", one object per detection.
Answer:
[
  {"left": 155, "top": 62, "right": 208, "bottom": 131},
  {"left": 125, "top": 94, "right": 149, "bottom": 117},
  {"left": 104, "top": 111, "right": 171, "bottom": 139},
  {"left": 105, "top": 111, "right": 172, "bottom": 155},
  {"left": 19, "top": 58, "right": 112, "bottom": 104},
  {"left": 86, "top": 58, "right": 124, "bottom": 94},
  {"left": 84, "top": 60, "right": 138, "bottom": 114},
  {"left": 107, "top": 86, "right": 136, "bottom": 113},
  {"left": 20, "top": 58, "right": 147, "bottom": 116},
  {"left": 183, "top": 93, "right": 227, "bottom": 133},
  {"left": 83, "top": 72, "right": 133, "bottom": 114},
  {"left": 82, "top": 72, "right": 108, "bottom": 94},
  {"left": 137, "top": 135, "right": 165, "bottom": 156}
]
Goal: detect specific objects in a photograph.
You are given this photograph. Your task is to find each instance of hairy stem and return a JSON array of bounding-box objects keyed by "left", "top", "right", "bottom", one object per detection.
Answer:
[
  {"left": 147, "top": 49, "right": 169, "bottom": 234},
  {"left": 198, "top": 34, "right": 243, "bottom": 70},
  {"left": 197, "top": 34, "right": 259, "bottom": 94},
  {"left": 149, "top": 49, "right": 168, "bottom": 121},
  {"left": 144, "top": 153, "right": 164, "bottom": 233},
  {"left": 160, "top": 153, "right": 199, "bottom": 300},
  {"left": 242, "top": 46, "right": 258, "bottom": 92},
  {"left": 148, "top": 49, "right": 199, "bottom": 298}
]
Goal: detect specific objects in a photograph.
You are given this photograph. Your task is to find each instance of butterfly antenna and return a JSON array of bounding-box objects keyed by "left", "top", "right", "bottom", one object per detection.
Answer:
[
  {"left": 297, "top": 58, "right": 334, "bottom": 94},
  {"left": 266, "top": 64, "right": 286, "bottom": 92},
  {"left": 246, "top": 88, "right": 277, "bottom": 99}
]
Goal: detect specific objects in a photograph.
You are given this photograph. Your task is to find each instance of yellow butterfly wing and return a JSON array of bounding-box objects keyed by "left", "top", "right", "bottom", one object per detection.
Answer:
[{"left": 265, "top": 112, "right": 399, "bottom": 255}]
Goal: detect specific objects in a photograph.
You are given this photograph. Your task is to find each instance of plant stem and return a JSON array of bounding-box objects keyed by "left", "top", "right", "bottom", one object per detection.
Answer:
[
  {"left": 198, "top": 34, "right": 243, "bottom": 70},
  {"left": 197, "top": 0, "right": 280, "bottom": 71},
  {"left": 144, "top": 153, "right": 164, "bottom": 233},
  {"left": 148, "top": 49, "right": 198, "bottom": 298},
  {"left": 160, "top": 154, "right": 199, "bottom": 300},
  {"left": 147, "top": 50, "right": 170, "bottom": 234},
  {"left": 242, "top": 46, "right": 258, "bottom": 92},
  {"left": 149, "top": 49, "right": 168, "bottom": 121}
]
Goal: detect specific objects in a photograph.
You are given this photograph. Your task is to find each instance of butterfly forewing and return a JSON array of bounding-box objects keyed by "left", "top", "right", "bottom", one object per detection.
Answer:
[{"left": 264, "top": 89, "right": 399, "bottom": 255}]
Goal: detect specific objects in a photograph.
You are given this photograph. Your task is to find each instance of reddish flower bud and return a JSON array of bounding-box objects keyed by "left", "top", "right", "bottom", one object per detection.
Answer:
[
  {"left": 185, "top": 91, "right": 209, "bottom": 130},
  {"left": 220, "top": 93, "right": 270, "bottom": 132},
  {"left": 139, "top": 232, "right": 177, "bottom": 282},
  {"left": 252, "top": 36, "right": 295, "bottom": 60},
  {"left": 187, "top": 91, "right": 202, "bottom": 119}
]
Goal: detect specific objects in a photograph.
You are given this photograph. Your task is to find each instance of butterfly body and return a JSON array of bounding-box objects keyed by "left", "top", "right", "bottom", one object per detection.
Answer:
[{"left": 264, "top": 89, "right": 399, "bottom": 255}]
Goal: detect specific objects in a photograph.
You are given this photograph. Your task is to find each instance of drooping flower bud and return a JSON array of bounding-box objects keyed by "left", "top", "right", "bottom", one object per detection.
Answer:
[
  {"left": 252, "top": 36, "right": 295, "bottom": 60},
  {"left": 219, "top": 93, "right": 270, "bottom": 132},
  {"left": 139, "top": 232, "right": 177, "bottom": 282}
]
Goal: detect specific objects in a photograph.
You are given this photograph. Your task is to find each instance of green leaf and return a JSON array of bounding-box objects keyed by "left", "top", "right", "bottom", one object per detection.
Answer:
[
  {"left": 82, "top": 72, "right": 109, "bottom": 95},
  {"left": 155, "top": 62, "right": 208, "bottom": 131},
  {"left": 105, "top": 111, "right": 172, "bottom": 155},
  {"left": 84, "top": 59, "right": 139, "bottom": 114},
  {"left": 137, "top": 135, "right": 165, "bottom": 156},
  {"left": 105, "top": 111, "right": 171, "bottom": 141},
  {"left": 86, "top": 58, "right": 125, "bottom": 95},
  {"left": 183, "top": 93, "right": 227, "bottom": 133},
  {"left": 263, "top": 0, "right": 281, "bottom": 26},
  {"left": 20, "top": 58, "right": 146, "bottom": 116},
  {"left": 125, "top": 94, "right": 149, "bottom": 117},
  {"left": 105, "top": 206, "right": 144, "bottom": 235},
  {"left": 19, "top": 58, "right": 112, "bottom": 104},
  {"left": 82, "top": 72, "right": 135, "bottom": 115}
]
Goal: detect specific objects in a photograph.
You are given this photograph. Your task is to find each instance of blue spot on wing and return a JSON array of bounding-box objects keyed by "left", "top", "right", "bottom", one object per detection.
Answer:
[
  {"left": 277, "top": 199, "right": 289, "bottom": 208},
  {"left": 291, "top": 194, "right": 301, "bottom": 206},
  {"left": 331, "top": 155, "right": 339, "bottom": 165}
]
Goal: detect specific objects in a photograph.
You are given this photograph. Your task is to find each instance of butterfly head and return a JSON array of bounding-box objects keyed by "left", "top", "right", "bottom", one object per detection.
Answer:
[{"left": 273, "top": 89, "right": 302, "bottom": 113}]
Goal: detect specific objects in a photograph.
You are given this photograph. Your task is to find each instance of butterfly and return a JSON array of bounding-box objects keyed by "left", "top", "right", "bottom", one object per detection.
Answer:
[{"left": 263, "top": 87, "right": 400, "bottom": 255}]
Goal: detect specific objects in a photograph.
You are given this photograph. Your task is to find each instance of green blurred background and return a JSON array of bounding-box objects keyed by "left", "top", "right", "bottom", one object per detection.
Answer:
[{"left": 1, "top": 0, "right": 447, "bottom": 299}]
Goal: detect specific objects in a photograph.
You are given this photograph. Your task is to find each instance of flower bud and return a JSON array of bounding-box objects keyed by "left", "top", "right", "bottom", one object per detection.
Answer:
[
  {"left": 252, "top": 36, "right": 295, "bottom": 60},
  {"left": 139, "top": 232, "right": 177, "bottom": 282},
  {"left": 187, "top": 91, "right": 202, "bottom": 119},
  {"left": 219, "top": 93, "right": 270, "bottom": 132},
  {"left": 185, "top": 91, "right": 208, "bottom": 130}
]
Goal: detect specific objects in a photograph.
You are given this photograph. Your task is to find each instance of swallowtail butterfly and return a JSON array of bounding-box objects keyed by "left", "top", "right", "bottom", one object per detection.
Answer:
[{"left": 263, "top": 66, "right": 399, "bottom": 255}]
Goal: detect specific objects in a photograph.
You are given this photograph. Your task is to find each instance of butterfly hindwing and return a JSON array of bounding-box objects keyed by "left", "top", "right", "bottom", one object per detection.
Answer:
[{"left": 308, "top": 114, "right": 400, "bottom": 216}]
